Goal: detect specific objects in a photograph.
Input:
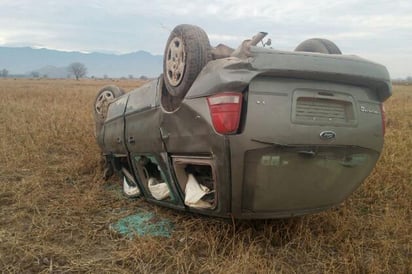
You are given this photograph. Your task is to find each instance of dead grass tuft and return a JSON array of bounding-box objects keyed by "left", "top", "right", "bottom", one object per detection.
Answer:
[{"left": 0, "top": 79, "right": 411, "bottom": 273}]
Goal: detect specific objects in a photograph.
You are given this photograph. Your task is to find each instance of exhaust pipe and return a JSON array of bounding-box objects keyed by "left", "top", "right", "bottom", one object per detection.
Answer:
[
  {"left": 249, "top": 32, "right": 268, "bottom": 46},
  {"left": 231, "top": 32, "right": 268, "bottom": 59}
]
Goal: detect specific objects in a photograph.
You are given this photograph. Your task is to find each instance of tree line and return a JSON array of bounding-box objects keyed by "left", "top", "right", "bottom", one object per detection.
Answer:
[
  {"left": 0, "top": 63, "right": 87, "bottom": 80},
  {"left": 1, "top": 63, "right": 149, "bottom": 80}
]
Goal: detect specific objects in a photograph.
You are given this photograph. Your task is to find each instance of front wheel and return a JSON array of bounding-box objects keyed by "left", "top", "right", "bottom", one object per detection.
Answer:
[
  {"left": 295, "top": 38, "right": 342, "bottom": 54},
  {"left": 93, "top": 85, "right": 124, "bottom": 137}
]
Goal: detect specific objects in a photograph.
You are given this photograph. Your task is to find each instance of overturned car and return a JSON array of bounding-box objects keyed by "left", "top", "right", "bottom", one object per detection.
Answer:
[{"left": 93, "top": 24, "right": 391, "bottom": 219}]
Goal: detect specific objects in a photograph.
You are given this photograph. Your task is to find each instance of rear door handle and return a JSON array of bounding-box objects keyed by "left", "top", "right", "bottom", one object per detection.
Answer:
[
  {"left": 128, "top": 136, "right": 135, "bottom": 144},
  {"left": 297, "top": 150, "right": 316, "bottom": 158},
  {"left": 116, "top": 137, "right": 122, "bottom": 144},
  {"left": 160, "top": 127, "right": 169, "bottom": 140}
]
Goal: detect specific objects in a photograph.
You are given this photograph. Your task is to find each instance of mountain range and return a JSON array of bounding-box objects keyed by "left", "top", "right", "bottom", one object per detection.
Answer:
[{"left": 0, "top": 46, "right": 163, "bottom": 78}]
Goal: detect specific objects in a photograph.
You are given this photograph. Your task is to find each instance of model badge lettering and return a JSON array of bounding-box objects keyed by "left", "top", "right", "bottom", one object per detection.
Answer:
[
  {"left": 320, "top": 131, "right": 336, "bottom": 140},
  {"left": 360, "top": 105, "right": 379, "bottom": 114}
]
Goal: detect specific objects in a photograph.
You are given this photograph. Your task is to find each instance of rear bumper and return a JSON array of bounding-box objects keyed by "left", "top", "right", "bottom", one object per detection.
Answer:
[
  {"left": 250, "top": 47, "right": 391, "bottom": 101},
  {"left": 186, "top": 47, "right": 391, "bottom": 102}
]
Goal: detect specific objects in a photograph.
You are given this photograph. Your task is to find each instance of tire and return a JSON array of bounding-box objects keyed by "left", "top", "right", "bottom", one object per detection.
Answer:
[
  {"left": 295, "top": 38, "right": 342, "bottom": 54},
  {"left": 163, "top": 24, "right": 211, "bottom": 98},
  {"left": 93, "top": 85, "right": 125, "bottom": 137}
]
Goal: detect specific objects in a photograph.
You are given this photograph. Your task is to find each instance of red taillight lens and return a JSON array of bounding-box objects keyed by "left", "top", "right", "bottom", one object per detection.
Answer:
[
  {"left": 207, "top": 92, "right": 243, "bottom": 134},
  {"left": 380, "top": 103, "right": 386, "bottom": 136}
]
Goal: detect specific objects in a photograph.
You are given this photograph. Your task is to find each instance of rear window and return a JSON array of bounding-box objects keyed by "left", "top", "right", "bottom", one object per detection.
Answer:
[{"left": 242, "top": 146, "right": 379, "bottom": 212}]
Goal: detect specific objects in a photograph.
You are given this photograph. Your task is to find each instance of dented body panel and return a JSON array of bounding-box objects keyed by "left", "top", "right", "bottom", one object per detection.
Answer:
[{"left": 97, "top": 47, "right": 391, "bottom": 219}]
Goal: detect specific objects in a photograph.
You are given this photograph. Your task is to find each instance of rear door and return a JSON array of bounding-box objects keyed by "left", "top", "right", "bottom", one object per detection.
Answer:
[{"left": 124, "top": 79, "right": 184, "bottom": 209}]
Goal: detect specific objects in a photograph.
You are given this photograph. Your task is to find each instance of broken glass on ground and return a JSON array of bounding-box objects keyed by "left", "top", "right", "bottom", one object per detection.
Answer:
[{"left": 110, "top": 212, "right": 173, "bottom": 238}]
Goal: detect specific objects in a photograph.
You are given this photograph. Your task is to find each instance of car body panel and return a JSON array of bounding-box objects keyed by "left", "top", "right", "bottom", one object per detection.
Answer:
[
  {"left": 103, "top": 95, "right": 129, "bottom": 156},
  {"left": 159, "top": 100, "right": 232, "bottom": 216},
  {"left": 245, "top": 77, "right": 384, "bottom": 151},
  {"left": 241, "top": 146, "right": 379, "bottom": 213}
]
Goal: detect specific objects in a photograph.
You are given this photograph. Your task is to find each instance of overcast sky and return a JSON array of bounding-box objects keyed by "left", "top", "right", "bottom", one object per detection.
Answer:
[{"left": 0, "top": 0, "right": 411, "bottom": 78}]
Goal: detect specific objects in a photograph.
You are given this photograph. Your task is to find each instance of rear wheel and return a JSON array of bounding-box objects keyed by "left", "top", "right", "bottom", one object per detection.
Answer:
[
  {"left": 93, "top": 85, "right": 124, "bottom": 137},
  {"left": 295, "top": 38, "right": 342, "bottom": 54},
  {"left": 163, "top": 24, "right": 211, "bottom": 99}
]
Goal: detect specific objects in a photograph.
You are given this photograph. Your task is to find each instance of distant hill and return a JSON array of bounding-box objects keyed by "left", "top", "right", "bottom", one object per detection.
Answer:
[
  {"left": 30, "top": 65, "right": 71, "bottom": 78},
  {"left": 0, "top": 47, "right": 163, "bottom": 78}
]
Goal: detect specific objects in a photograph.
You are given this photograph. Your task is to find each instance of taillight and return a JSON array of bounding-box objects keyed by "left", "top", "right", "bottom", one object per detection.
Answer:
[
  {"left": 380, "top": 103, "right": 386, "bottom": 136},
  {"left": 207, "top": 92, "right": 243, "bottom": 134}
]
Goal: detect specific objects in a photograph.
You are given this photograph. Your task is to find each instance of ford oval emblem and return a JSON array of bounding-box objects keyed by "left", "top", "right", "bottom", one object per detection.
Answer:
[{"left": 320, "top": 131, "right": 336, "bottom": 140}]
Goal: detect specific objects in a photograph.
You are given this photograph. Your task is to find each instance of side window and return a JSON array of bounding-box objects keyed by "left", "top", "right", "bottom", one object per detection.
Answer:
[
  {"left": 106, "top": 95, "right": 128, "bottom": 121},
  {"left": 126, "top": 80, "right": 158, "bottom": 114}
]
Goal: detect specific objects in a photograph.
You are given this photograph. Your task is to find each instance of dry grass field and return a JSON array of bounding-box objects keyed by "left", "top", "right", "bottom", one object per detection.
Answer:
[{"left": 0, "top": 78, "right": 411, "bottom": 273}]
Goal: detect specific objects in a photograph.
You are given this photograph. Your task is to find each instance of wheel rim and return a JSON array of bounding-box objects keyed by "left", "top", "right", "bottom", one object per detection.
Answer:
[
  {"left": 95, "top": 90, "right": 115, "bottom": 118},
  {"left": 165, "top": 37, "right": 186, "bottom": 87}
]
